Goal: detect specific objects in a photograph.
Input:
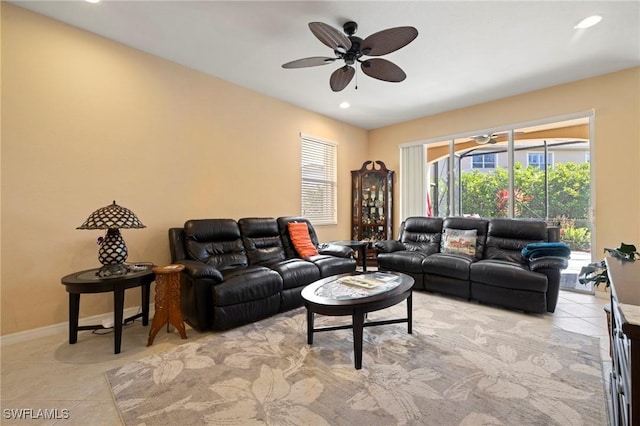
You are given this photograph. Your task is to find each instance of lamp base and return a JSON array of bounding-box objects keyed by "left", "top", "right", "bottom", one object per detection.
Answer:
[
  {"left": 96, "top": 263, "right": 130, "bottom": 278},
  {"left": 99, "top": 228, "right": 128, "bottom": 265}
]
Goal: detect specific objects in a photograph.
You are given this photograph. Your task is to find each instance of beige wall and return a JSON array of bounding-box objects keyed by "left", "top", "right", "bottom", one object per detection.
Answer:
[
  {"left": 1, "top": 4, "right": 368, "bottom": 335},
  {"left": 369, "top": 67, "right": 640, "bottom": 262}
]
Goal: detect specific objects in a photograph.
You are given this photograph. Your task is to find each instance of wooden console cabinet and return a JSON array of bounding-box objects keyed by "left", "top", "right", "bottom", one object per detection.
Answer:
[{"left": 607, "top": 257, "right": 640, "bottom": 426}]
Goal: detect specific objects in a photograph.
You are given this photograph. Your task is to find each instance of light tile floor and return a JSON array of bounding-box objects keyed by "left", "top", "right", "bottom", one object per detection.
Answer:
[{"left": 0, "top": 290, "right": 612, "bottom": 425}]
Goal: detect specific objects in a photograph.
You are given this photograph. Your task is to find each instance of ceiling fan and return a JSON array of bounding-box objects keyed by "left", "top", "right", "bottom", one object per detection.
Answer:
[
  {"left": 472, "top": 131, "right": 525, "bottom": 145},
  {"left": 282, "top": 21, "right": 418, "bottom": 92},
  {"left": 472, "top": 134, "right": 500, "bottom": 145}
]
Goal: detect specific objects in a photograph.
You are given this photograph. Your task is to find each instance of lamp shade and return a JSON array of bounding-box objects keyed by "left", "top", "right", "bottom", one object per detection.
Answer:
[{"left": 77, "top": 201, "right": 145, "bottom": 230}]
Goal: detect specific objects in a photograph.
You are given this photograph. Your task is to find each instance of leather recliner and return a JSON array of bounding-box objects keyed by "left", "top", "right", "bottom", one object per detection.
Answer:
[
  {"left": 376, "top": 216, "right": 568, "bottom": 314},
  {"left": 238, "top": 217, "right": 321, "bottom": 312},
  {"left": 169, "top": 216, "right": 356, "bottom": 331},
  {"left": 170, "top": 218, "right": 282, "bottom": 331}
]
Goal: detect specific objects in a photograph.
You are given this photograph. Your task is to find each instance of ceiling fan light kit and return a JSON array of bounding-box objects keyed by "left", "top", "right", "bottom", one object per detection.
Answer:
[
  {"left": 282, "top": 20, "right": 418, "bottom": 92},
  {"left": 472, "top": 130, "right": 526, "bottom": 145},
  {"left": 473, "top": 135, "right": 493, "bottom": 145}
]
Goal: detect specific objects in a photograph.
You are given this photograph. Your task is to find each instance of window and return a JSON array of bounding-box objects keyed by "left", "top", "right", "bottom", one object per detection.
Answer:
[
  {"left": 527, "top": 152, "right": 554, "bottom": 169},
  {"left": 300, "top": 134, "right": 337, "bottom": 225},
  {"left": 471, "top": 153, "right": 496, "bottom": 169},
  {"left": 585, "top": 151, "right": 590, "bottom": 163}
]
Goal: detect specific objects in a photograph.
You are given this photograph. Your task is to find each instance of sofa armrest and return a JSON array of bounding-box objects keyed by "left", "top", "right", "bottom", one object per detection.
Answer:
[
  {"left": 177, "top": 259, "right": 224, "bottom": 282},
  {"left": 528, "top": 256, "right": 568, "bottom": 313},
  {"left": 318, "top": 243, "right": 354, "bottom": 258},
  {"left": 529, "top": 256, "right": 569, "bottom": 272},
  {"left": 374, "top": 240, "right": 406, "bottom": 253}
]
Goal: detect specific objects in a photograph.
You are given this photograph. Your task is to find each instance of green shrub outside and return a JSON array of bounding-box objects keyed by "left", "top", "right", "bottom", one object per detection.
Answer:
[{"left": 458, "top": 161, "right": 591, "bottom": 249}]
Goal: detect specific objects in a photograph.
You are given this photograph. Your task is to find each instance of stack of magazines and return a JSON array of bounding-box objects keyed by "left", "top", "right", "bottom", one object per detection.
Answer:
[{"left": 337, "top": 272, "right": 398, "bottom": 289}]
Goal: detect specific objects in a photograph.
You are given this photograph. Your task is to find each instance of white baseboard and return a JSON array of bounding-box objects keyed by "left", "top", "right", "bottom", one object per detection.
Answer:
[{"left": 0, "top": 306, "right": 155, "bottom": 347}]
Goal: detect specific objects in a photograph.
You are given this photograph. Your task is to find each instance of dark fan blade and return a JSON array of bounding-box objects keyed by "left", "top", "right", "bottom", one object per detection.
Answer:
[
  {"left": 361, "top": 26, "right": 418, "bottom": 56},
  {"left": 282, "top": 57, "right": 336, "bottom": 69},
  {"left": 361, "top": 58, "right": 406, "bottom": 82},
  {"left": 309, "top": 22, "right": 352, "bottom": 52},
  {"left": 330, "top": 65, "right": 355, "bottom": 92}
]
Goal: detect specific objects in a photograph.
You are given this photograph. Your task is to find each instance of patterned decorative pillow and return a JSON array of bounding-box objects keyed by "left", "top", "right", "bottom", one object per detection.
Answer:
[{"left": 441, "top": 228, "right": 477, "bottom": 256}]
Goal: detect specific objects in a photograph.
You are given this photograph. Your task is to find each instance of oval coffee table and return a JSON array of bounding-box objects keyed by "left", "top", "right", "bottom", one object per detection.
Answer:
[{"left": 301, "top": 272, "right": 414, "bottom": 370}]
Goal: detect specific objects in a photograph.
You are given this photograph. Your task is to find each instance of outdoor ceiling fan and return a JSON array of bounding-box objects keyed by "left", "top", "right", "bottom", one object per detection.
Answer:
[
  {"left": 472, "top": 131, "right": 524, "bottom": 145},
  {"left": 472, "top": 134, "right": 500, "bottom": 145},
  {"left": 282, "top": 21, "right": 418, "bottom": 92}
]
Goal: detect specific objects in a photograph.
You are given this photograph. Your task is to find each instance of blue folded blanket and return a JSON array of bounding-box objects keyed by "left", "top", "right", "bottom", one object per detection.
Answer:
[{"left": 521, "top": 242, "right": 571, "bottom": 259}]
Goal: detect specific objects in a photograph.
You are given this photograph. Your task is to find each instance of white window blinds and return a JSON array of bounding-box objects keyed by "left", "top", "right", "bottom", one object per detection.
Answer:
[{"left": 300, "top": 134, "right": 337, "bottom": 225}]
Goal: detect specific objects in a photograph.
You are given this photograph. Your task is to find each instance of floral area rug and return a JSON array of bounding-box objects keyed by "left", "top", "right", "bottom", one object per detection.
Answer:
[{"left": 106, "top": 292, "right": 608, "bottom": 425}]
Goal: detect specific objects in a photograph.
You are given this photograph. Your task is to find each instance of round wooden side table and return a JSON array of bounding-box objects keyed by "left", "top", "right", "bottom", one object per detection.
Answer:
[
  {"left": 61, "top": 265, "right": 154, "bottom": 354},
  {"left": 147, "top": 264, "right": 187, "bottom": 346}
]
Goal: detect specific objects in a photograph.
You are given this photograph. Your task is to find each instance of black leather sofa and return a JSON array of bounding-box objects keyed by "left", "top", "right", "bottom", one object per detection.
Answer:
[
  {"left": 168, "top": 216, "right": 356, "bottom": 331},
  {"left": 375, "top": 216, "right": 569, "bottom": 314}
]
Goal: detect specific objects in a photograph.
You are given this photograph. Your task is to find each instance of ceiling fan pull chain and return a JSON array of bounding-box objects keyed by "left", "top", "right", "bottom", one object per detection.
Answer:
[{"left": 355, "top": 67, "right": 358, "bottom": 90}]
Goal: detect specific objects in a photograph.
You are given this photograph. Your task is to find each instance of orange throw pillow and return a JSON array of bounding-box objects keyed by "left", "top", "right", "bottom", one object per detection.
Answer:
[{"left": 288, "top": 222, "right": 319, "bottom": 258}]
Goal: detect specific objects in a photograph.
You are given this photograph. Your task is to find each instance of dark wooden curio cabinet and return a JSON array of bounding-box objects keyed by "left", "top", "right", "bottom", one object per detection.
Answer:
[{"left": 351, "top": 161, "right": 394, "bottom": 265}]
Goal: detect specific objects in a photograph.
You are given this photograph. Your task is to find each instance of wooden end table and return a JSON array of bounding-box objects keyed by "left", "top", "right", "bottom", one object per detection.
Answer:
[
  {"left": 328, "top": 240, "right": 369, "bottom": 271},
  {"left": 147, "top": 264, "right": 187, "bottom": 346},
  {"left": 61, "top": 265, "right": 154, "bottom": 354}
]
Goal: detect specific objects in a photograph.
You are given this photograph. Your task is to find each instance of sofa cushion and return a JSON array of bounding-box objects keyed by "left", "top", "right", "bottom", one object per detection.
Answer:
[
  {"left": 215, "top": 266, "right": 283, "bottom": 306},
  {"left": 377, "top": 251, "right": 430, "bottom": 274},
  {"left": 400, "top": 217, "right": 443, "bottom": 254},
  {"left": 238, "top": 218, "right": 287, "bottom": 265},
  {"left": 184, "top": 219, "right": 248, "bottom": 270},
  {"left": 422, "top": 253, "right": 473, "bottom": 281},
  {"left": 266, "top": 258, "right": 320, "bottom": 290},
  {"left": 306, "top": 254, "right": 356, "bottom": 277},
  {"left": 470, "top": 259, "right": 547, "bottom": 292},
  {"left": 484, "top": 219, "right": 547, "bottom": 264},
  {"left": 441, "top": 228, "right": 477, "bottom": 257}
]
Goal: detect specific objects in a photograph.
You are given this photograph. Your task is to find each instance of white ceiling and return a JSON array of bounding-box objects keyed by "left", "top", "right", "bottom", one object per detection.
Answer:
[{"left": 11, "top": 0, "right": 640, "bottom": 130}]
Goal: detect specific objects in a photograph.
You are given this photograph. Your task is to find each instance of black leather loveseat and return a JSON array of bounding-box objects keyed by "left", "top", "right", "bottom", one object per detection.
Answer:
[
  {"left": 375, "top": 216, "right": 569, "bottom": 314},
  {"left": 168, "top": 216, "right": 356, "bottom": 331}
]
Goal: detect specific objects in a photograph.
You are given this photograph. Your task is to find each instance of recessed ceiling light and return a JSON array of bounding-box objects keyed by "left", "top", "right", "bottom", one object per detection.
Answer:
[
  {"left": 85, "top": 0, "right": 100, "bottom": 3},
  {"left": 574, "top": 15, "right": 602, "bottom": 29},
  {"left": 339, "top": 101, "right": 350, "bottom": 109}
]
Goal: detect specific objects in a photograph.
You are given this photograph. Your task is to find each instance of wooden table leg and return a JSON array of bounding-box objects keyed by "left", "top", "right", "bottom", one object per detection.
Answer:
[
  {"left": 168, "top": 277, "right": 187, "bottom": 339},
  {"left": 306, "top": 306, "right": 314, "bottom": 345},
  {"left": 353, "top": 312, "right": 365, "bottom": 369},
  {"left": 69, "top": 293, "right": 80, "bottom": 344},
  {"left": 113, "top": 287, "right": 125, "bottom": 354},
  {"left": 407, "top": 291, "right": 413, "bottom": 334},
  {"left": 360, "top": 246, "right": 367, "bottom": 272},
  {"left": 142, "top": 282, "right": 150, "bottom": 326},
  {"left": 147, "top": 278, "right": 168, "bottom": 346}
]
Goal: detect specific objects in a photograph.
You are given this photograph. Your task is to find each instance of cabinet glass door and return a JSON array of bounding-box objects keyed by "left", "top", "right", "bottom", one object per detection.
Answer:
[{"left": 351, "top": 160, "right": 394, "bottom": 245}]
